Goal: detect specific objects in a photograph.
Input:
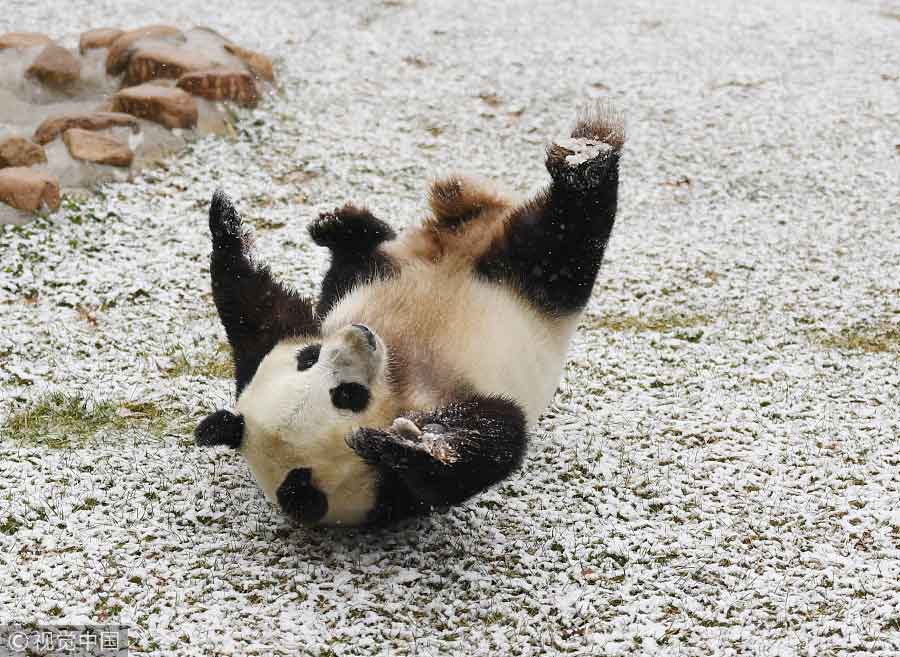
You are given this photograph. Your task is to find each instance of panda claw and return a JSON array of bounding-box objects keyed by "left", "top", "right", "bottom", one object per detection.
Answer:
[{"left": 391, "top": 417, "right": 422, "bottom": 440}]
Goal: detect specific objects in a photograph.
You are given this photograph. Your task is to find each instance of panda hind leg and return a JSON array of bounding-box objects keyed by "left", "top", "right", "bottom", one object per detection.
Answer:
[{"left": 476, "top": 101, "right": 625, "bottom": 316}]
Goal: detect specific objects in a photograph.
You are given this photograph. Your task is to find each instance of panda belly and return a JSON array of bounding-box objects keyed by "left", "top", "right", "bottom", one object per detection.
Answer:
[
  {"left": 325, "top": 264, "right": 579, "bottom": 425},
  {"left": 450, "top": 280, "right": 579, "bottom": 425}
]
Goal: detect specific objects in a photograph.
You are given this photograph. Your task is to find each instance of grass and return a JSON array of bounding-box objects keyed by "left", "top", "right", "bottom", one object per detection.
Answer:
[
  {"left": 162, "top": 343, "right": 233, "bottom": 380},
  {"left": 2, "top": 392, "right": 193, "bottom": 448},
  {"left": 587, "top": 313, "right": 708, "bottom": 339},
  {"left": 817, "top": 323, "right": 900, "bottom": 354}
]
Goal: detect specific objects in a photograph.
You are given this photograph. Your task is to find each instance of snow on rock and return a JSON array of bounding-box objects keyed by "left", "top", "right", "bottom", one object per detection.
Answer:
[{"left": 0, "top": 24, "right": 275, "bottom": 224}]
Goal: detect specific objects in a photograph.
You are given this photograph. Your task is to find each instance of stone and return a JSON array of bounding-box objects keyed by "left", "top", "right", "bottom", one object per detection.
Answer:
[
  {"left": 111, "top": 84, "right": 198, "bottom": 129},
  {"left": 25, "top": 45, "right": 81, "bottom": 90},
  {"left": 223, "top": 43, "right": 274, "bottom": 82},
  {"left": 0, "top": 137, "right": 47, "bottom": 168},
  {"left": 0, "top": 168, "right": 60, "bottom": 213},
  {"left": 79, "top": 28, "right": 125, "bottom": 54},
  {"left": 0, "top": 32, "right": 53, "bottom": 50},
  {"left": 123, "top": 44, "right": 215, "bottom": 87},
  {"left": 106, "top": 25, "right": 184, "bottom": 75},
  {"left": 33, "top": 112, "right": 140, "bottom": 145},
  {"left": 63, "top": 129, "right": 134, "bottom": 167},
  {"left": 177, "top": 68, "right": 259, "bottom": 107}
]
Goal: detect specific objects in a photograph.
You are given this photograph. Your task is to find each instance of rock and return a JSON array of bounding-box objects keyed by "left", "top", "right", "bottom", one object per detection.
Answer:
[
  {"left": 124, "top": 44, "right": 215, "bottom": 87},
  {"left": 0, "top": 168, "right": 60, "bottom": 213},
  {"left": 106, "top": 25, "right": 184, "bottom": 75},
  {"left": 63, "top": 129, "right": 133, "bottom": 167},
  {"left": 0, "top": 137, "right": 47, "bottom": 168},
  {"left": 223, "top": 43, "right": 274, "bottom": 82},
  {"left": 79, "top": 28, "right": 125, "bottom": 54},
  {"left": 177, "top": 68, "right": 259, "bottom": 107},
  {"left": 33, "top": 112, "right": 140, "bottom": 145},
  {"left": 26, "top": 45, "right": 81, "bottom": 90},
  {"left": 0, "top": 32, "right": 53, "bottom": 50},
  {"left": 111, "top": 84, "right": 198, "bottom": 129}
]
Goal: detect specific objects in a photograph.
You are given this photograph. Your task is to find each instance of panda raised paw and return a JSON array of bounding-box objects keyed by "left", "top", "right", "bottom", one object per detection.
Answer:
[{"left": 545, "top": 102, "right": 625, "bottom": 191}]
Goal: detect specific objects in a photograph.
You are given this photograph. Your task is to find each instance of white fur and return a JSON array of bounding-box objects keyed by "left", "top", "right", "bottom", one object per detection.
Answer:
[
  {"left": 325, "top": 262, "right": 578, "bottom": 426},
  {"left": 237, "top": 261, "right": 579, "bottom": 525},
  {"left": 236, "top": 335, "right": 381, "bottom": 526}
]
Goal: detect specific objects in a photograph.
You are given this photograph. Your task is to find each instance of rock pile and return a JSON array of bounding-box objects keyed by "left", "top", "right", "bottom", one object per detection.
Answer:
[{"left": 0, "top": 25, "right": 274, "bottom": 224}]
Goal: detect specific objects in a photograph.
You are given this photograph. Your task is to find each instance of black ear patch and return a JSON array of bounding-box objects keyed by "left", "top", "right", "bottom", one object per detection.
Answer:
[
  {"left": 195, "top": 409, "right": 245, "bottom": 449},
  {"left": 276, "top": 468, "right": 328, "bottom": 524},
  {"left": 330, "top": 383, "right": 370, "bottom": 412}
]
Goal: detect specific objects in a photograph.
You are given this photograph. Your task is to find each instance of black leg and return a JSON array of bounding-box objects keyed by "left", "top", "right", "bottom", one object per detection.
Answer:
[
  {"left": 476, "top": 103, "right": 624, "bottom": 316},
  {"left": 209, "top": 190, "right": 319, "bottom": 394},
  {"left": 309, "top": 204, "right": 397, "bottom": 317},
  {"left": 347, "top": 395, "right": 527, "bottom": 521},
  {"left": 276, "top": 468, "right": 328, "bottom": 524}
]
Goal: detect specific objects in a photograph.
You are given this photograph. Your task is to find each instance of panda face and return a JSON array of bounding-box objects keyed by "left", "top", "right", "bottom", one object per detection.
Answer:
[{"left": 233, "top": 323, "right": 387, "bottom": 524}]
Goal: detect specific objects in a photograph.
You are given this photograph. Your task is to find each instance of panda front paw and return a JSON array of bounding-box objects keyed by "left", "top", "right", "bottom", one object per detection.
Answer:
[
  {"left": 209, "top": 189, "right": 245, "bottom": 251},
  {"left": 347, "top": 420, "right": 455, "bottom": 470},
  {"left": 348, "top": 426, "right": 424, "bottom": 469}
]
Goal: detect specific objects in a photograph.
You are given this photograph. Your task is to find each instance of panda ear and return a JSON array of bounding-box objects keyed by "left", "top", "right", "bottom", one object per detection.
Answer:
[{"left": 195, "top": 409, "right": 244, "bottom": 449}]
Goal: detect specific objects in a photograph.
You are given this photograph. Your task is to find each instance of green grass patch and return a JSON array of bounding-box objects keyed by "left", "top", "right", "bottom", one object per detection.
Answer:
[
  {"left": 818, "top": 324, "right": 900, "bottom": 354},
  {"left": 587, "top": 313, "right": 708, "bottom": 334},
  {"left": 3, "top": 392, "right": 193, "bottom": 447},
  {"left": 162, "top": 343, "right": 233, "bottom": 380}
]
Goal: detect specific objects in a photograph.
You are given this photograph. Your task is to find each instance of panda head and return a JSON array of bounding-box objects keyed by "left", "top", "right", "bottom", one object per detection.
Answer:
[{"left": 195, "top": 323, "right": 388, "bottom": 525}]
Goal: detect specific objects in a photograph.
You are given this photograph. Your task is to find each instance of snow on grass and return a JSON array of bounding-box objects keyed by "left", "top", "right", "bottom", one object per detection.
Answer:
[{"left": 2, "top": 0, "right": 900, "bottom": 655}]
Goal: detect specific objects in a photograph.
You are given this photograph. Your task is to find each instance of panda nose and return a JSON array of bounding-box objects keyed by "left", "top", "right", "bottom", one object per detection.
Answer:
[{"left": 352, "top": 324, "right": 377, "bottom": 351}]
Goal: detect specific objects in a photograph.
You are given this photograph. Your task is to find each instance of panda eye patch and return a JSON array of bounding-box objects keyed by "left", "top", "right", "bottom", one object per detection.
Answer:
[
  {"left": 330, "top": 382, "right": 370, "bottom": 412},
  {"left": 296, "top": 344, "right": 321, "bottom": 371}
]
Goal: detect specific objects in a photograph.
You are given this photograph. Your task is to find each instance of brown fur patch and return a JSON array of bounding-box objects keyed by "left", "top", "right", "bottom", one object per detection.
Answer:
[
  {"left": 385, "top": 176, "right": 515, "bottom": 269},
  {"left": 428, "top": 175, "right": 510, "bottom": 228}
]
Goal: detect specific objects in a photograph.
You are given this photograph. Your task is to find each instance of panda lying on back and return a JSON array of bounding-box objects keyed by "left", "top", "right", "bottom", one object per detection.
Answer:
[{"left": 195, "top": 102, "right": 624, "bottom": 526}]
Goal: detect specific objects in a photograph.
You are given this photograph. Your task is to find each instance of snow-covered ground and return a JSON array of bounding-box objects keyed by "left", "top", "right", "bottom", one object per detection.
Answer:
[{"left": 1, "top": 0, "right": 899, "bottom": 654}]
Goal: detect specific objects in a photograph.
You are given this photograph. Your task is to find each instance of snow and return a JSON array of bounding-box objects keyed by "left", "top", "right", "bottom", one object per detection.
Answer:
[{"left": 1, "top": 0, "right": 899, "bottom": 655}]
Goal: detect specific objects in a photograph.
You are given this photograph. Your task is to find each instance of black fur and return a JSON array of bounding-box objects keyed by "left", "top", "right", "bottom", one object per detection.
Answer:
[
  {"left": 276, "top": 468, "right": 328, "bottom": 524},
  {"left": 476, "top": 115, "right": 622, "bottom": 316},
  {"left": 296, "top": 344, "right": 321, "bottom": 371},
  {"left": 209, "top": 190, "right": 319, "bottom": 394},
  {"left": 330, "top": 382, "right": 370, "bottom": 412},
  {"left": 347, "top": 395, "right": 527, "bottom": 524},
  {"left": 195, "top": 409, "right": 244, "bottom": 449},
  {"left": 309, "top": 205, "right": 396, "bottom": 317}
]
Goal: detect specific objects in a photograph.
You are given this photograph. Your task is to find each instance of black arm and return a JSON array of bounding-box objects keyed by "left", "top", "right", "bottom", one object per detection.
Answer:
[
  {"left": 208, "top": 190, "right": 319, "bottom": 394},
  {"left": 348, "top": 394, "right": 528, "bottom": 522}
]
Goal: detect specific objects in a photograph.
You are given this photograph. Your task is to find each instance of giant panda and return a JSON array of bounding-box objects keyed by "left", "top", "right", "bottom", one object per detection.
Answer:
[{"left": 195, "top": 101, "right": 624, "bottom": 526}]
